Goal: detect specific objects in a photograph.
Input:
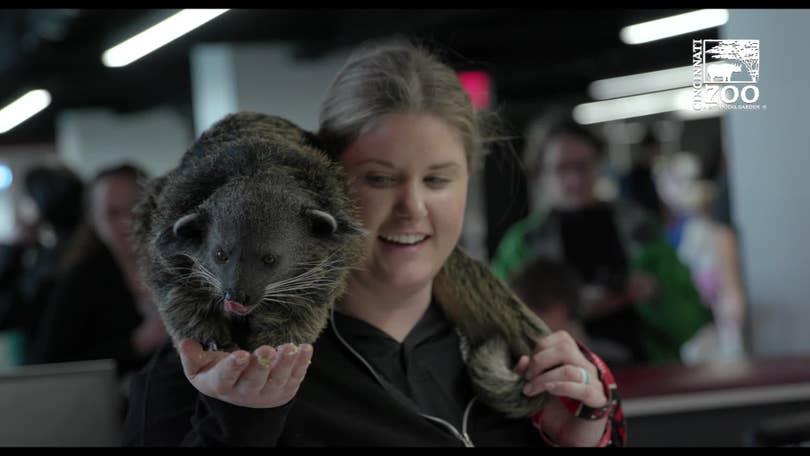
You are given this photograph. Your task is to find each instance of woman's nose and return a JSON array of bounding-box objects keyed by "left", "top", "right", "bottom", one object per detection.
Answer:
[{"left": 394, "top": 181, "right": 428, "bottom": 219}]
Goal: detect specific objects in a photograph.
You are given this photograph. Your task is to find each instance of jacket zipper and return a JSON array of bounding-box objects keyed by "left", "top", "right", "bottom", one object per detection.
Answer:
[
  {"left": 420, "top": 397, "right": 476, "bottom": 447},
  {"left": 330, "top": 311, "right": 476, "bottom": 447}
]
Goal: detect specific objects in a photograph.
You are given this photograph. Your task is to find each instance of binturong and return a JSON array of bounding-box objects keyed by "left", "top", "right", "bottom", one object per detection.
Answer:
[{"left": 134, "top": 112, "right": 365, "bottom": 352}]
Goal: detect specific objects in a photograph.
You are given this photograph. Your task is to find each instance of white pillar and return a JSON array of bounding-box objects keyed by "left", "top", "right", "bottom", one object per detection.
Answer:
[
  {"left": 55, "top": 106, "right": 193, "bottom": 180},
  {"left": 190, "top": 42, "right": 350, "bottom": 136},
  {"left": 722, "top": 9, "right": 810, "bottom": 356}
]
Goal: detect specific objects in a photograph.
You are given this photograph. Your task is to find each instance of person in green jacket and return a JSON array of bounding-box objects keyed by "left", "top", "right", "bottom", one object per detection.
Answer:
[{"left": 491, "top": 117, "right": 712, "bottom": 364}]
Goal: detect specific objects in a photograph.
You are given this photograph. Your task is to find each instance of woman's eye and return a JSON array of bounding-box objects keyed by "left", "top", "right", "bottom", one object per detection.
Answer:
[
  {"left": 215, "top": 249, "right": 228, "bottom": 263},
  {"left": 425, "top": 176, "right": 450, "bottom": 187},
  {"left": 365, "top": 174, "right": 395, "bottom": 185}
]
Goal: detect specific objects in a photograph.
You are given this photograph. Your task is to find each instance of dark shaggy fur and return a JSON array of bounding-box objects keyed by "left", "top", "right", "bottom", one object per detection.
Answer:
[
  {"left": 134, "top": 112, "right": 364, "bottom": 351},
  {"left": 135, "top": 111, "right": 551, "bottom": 419}
]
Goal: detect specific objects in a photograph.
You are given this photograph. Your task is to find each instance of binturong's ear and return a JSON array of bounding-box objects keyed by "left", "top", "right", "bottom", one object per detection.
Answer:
[
  {"left": 305, "top": 209, "right": 338, "bottom": 237},
  {"left": 155, "top": 211, "right": 208, "bottom": 253},
  {"left": 172, "top": 213, "right": 206, "bottom": 238},
  {"left": 304, "top": 208, "right": 367, "bottom": 239}
]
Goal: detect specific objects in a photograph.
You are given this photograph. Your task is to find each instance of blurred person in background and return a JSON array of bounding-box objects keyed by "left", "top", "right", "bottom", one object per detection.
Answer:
[
  {"left": 491, "top": 116, "right": 712, "bottom": 365},
  {"left": 509, "top": 257, "right": 635, "bottom": 367},
  {"left": 30, "top": 164, "right": 168, "bottom": 383},
  {"left": 0, "top": 164, "right": 84, "bottom": 363},
  {"left": 619, "top": 126, "right": 664, "bottom": 217},
  {"left": 652, "top": 151, "right": 747, "bottom": 363}
]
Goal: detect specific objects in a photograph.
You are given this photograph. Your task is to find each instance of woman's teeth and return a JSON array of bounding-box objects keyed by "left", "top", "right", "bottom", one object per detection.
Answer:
[{"left": 379, "top": 234, "right": 428, "bottom": 245}]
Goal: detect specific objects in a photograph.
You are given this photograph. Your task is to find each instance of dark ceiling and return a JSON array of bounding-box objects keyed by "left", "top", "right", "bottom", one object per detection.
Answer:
[{"left": 0, "top": 8, "right": 715, "bottom": 146}]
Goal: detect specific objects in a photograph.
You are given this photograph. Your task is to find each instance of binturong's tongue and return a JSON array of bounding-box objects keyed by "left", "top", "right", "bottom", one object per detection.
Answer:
[{"left": 224, "top": 300, "right": 250, "bottom": 315}]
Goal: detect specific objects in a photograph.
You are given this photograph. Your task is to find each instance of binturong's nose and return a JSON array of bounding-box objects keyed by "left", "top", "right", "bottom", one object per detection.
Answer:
[{"left": 224, "top": 290, "right": 250, "bottom": 306}]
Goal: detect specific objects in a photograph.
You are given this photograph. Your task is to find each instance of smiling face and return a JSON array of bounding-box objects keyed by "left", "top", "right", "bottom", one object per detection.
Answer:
[
  {"left": 341, "top": 113, "right": 469, "bottom": 294},
  {"left": 91, "top": 173, "right": 142, "bottom": 258},
  {"left": 542, "top": 133, "right": 599, "bottom": 210}
]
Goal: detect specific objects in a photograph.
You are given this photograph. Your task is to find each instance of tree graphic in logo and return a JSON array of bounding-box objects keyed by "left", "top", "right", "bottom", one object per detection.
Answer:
[{"left": 703, "top": 40, "right": 759, "bottom": 83}]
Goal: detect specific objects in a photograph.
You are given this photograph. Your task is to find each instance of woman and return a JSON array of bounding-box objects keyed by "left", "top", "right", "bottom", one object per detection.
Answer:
[
  {"left": 652, "top": 151, "right": 746, "bottom": 363},
  {"left": 491, "top": 118, "right": 712, "bottom": 365},
  {"left": 124, "top": 41, "right": 625, "bottom": 447},
  {"left": 0, "top": 164, "right": 84, "bottom": 363},
  {"left": 30, "top": 164, "right": 168, "bottom": 379}
]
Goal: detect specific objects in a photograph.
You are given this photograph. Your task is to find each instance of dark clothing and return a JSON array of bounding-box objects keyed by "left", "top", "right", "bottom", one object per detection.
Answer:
[
  {"left": 29, "top": 243, "right": 148, "bottom": 377},
  {"left": 621, "top": 164, "right": 662, "bottom": 215},
  {"left": 124, "top": 301, "right": 548, "bottom": 446},
  {"left": 557, "top": 203, "right": 629, "bottom": 293},
  {"left": 0, "top": 234, "right": 73, "bottom": 360},
  {"left": 492, "top": 200, "right": 709, "bottom": 364},
  {"left": 554, "top": 203, "right": 642, "bottom": 362},
  {"left": 331, "top": 301, "right": 473, "bottom": 431}
]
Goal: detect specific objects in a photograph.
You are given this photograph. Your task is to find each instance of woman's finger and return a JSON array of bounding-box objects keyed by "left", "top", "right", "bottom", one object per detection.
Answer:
[
  {"left": 265, "top": 343, "right": 299, "bottom": 389},
  {"left": 525, "top": 337, "right": 592, "bottom": 380},
  {"left": 522, "top": 364, "right": 599, "bottom": 397},
  {"left": 233, "top": 345, "right": 277, "bottom": 394},
  {"left": 524, "top": 344, "right": 589, "bottom": 381},
  {"left": 513, "top": 354, "right": 530, "bottom": 375},
  {"left": 178, "top": 338, "right": 226, "bottom": 379},
  {"left": 533, "top": 330, "right": 577, "bottom": 354},
  {"left": 544, "top": 380, "right": 608, "bottom": 409},
  {"left": 279, "top": 344, "right": 313, "bottom": 394},
  {"left": 211, "top": 350, "right": 252, "bottom": 393}
]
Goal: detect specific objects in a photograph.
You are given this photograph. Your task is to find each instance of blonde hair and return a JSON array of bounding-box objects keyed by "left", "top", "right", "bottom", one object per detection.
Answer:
[{"left": 318, "top": 39, "right": 493, "bottom": 174}]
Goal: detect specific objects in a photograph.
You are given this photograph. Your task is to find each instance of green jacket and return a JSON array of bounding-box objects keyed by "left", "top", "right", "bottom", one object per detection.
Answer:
[{"left": 491, "top": 202, "right": 712, "bottom": 363}]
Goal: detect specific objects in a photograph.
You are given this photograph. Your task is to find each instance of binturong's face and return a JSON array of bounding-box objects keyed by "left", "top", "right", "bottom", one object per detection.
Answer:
[{"left": 341, "top": 113, "right": 469, "bottom": 295}]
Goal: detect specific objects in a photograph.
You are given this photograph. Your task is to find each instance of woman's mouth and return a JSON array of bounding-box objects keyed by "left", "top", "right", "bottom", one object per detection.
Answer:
[{"left": 378, "top": 233, "right": 430, "bottom": 245}]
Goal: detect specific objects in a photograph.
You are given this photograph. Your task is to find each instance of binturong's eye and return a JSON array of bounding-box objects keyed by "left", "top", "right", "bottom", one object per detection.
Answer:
[
  {"left": 215, "top": 248, "right": 228, "bottom": 263},
  {"left": 262, "top": 254, "right": 276, "bottom": 266}
]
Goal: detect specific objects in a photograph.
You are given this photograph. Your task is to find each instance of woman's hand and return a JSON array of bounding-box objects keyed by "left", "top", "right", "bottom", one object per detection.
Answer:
[
  {"left": 177, "top": 339, "right": 313, "bottom": 409},
  {"left": 514, "top": 330, "right": 609, "bottom": 446},
  {"left": 625, "top": 271, "right": 659, "bottom": 304}
]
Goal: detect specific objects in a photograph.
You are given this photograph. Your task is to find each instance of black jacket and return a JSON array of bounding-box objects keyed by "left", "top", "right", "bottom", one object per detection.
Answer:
[
  {"left": 124, "top": 304, "right": 548, "bottom": 447},
  {"left": 29, "top": 242, "right": 148, "bottom": 377}
]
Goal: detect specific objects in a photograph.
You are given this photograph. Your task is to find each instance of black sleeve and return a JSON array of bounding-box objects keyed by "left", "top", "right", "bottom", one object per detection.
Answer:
[
  {"left": 28, "top": 272, "right": 90, "bottom": 364},
  {"left": 124, "top": 342, "right": 293, "bottom": 447},
  {"left": 184, "top": 393, "right": 294, "bottom": 446},
  {"left": 0, "top": 245, "right": 27, "bottom": 329},
  {"left": 0, "top": 244, "right": 24, "bottom": 286}
]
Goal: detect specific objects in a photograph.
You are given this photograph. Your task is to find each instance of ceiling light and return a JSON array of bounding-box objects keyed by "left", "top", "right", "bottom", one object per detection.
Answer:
[
  {"left": 102, "top": 9, "right": 230, "bottom": 68},
  {"left": 573, "top": 88, "right": 693, "bottom": 125},
  {"left": 620, "top": 9, "right": 729, "bottom": 45},
  {"left": 0, "top": 89, "right": 52, "bottom": 134},
  {"left": 589, "top": 66, "right": 693, "bottom": 100}
]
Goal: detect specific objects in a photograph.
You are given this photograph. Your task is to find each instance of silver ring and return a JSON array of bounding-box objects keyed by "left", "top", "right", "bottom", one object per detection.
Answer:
[{"left": 577, "top": 366, "right": 591, "bottom": 385}]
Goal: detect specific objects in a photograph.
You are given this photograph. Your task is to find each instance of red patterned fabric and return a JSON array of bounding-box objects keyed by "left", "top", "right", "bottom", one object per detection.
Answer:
[{"left": 530, "top": 341, "right": 627, "bottom": 447}]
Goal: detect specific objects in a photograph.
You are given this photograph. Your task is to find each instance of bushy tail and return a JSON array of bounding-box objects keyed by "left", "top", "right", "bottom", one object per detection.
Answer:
[{"left": 434, "top": 246, "right": 551, "bottom": 418}]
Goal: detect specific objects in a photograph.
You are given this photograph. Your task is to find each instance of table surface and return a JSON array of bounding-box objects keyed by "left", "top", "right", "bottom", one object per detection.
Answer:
[{"left": 612, "top": 354, "right": 810, "bottom": 399}]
